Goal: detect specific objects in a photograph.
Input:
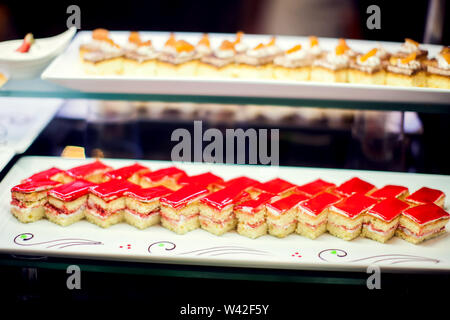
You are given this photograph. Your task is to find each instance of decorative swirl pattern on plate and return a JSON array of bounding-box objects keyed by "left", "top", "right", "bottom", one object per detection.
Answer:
[
  {"left": 148, "top": 241, "right": 176, "bottom": 254},
  {"left": 178, "top": 246, "right": 270, "bottom": 257},
  {"left": 318, "top": 248, "right": 439, "bottom": 265},
  {"left": 13, "top": 233, "right": 103, "bottom": 249}
]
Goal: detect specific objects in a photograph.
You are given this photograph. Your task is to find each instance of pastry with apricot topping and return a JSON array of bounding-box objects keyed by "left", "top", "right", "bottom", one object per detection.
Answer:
[
  {"left": 122, "top": 31, "right": 159, "bottom": 76},
  {"left": 348, "top": 48, "right": 386, "bottom": 85},
  {"left": 385, "top": 52, "right": 426, "bottom": 87},
  {"left": 157, "top": 34, "right": 199, "bottom": 77},
  {"left": 197, "top": 40, "right": 237, "bottom": 78},
  {"left": 426, "top": 46, "right": 450, "bottom": 89},
  {"left": 396, "top": 38, "right": 428, "bottom": 61},
  {"left": 273, "top": 44, "right": 313, "bottom": 81},
  {"left": 311, "top": 39, "right": 351, "bottom": 83}
]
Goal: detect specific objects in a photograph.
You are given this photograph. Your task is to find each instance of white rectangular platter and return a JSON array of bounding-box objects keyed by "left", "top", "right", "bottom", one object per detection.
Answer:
[
  {"left": 41, "top": 31, "right": 450, "bottom": 105},
  {"left": 0, "top": 147, "right": 14, "bottom": 172},
  {"left": 1, "top": 156, "right": 449, "bottom": 273}
]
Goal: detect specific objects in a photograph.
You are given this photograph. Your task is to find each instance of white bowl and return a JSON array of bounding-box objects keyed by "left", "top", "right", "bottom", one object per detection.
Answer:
[{"left": 0, "top": 27, "right": 76, "bottom": 79}]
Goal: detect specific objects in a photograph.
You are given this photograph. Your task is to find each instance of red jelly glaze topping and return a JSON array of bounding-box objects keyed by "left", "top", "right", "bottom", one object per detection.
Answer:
[
  {"left": 178, "top": 172, "right": 224, "bottom": 188},
  {"left": 405, "top": 186, "right": 444, "bottom": 204},
  {"left": 11, "top": 179, "right": 61, "bottom": 193},
  {"left": 66, "top": 160, "right": 112, "bottom": 178},
  {"left": 201, "top": 183, "right": 252, "bottom": 211},
  {"left": 299, "top": 192, "right": 341, "bottom": 216},
  {"left": 141, "top": 166, "right": 186, "bottom": 182},
  {"left": 296, "top": 179, "right": 336, "bottom": 197},
  {"left": 160, "top": 184, "right": 209, "bottom": 209},
  {"left": 89, "top": 179, "right": 135, "bottom": 201},
  {"left": 267, "top": 193, "right": 309, "bottom": 214},
  {"left": 402, "top": 203, "right": 450, "bottom": 225},
  {"left": 369, "top": 185, "right": 408, "bottom": 200},
  {"left": 331, "top": 193, "right": 377, "bottom": 219},
  {"left": 368, "top": 197, "right": 410, "bottom": 222},
  {"left": 125, "top": 185, "right": 173, "bottom": 202},
  {"left": 48, "top": 180, "right": 96, "bottom": 202},
  {"left": 23, "top": 167, "right": 64, "bottom": 182},
  {"left": 335, "top": 177, "right": 375, "bottom": 197},
  {"left": 235, "top": 192, "right": 275, "bottom": 214},
  {"left": 105, "top": 163, "right": 149, "bottom": 180},
  {"left": 223, "top": 176, "right": 259, "bottom": 189},
  {"left": 255, "top": 178, "right": 296, "bottom": 195}
]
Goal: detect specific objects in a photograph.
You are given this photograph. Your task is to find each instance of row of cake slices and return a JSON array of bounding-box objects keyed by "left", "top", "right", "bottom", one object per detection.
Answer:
[
  {"left": 10, "top": 160, "right": 449, "bottom": 244},
  {"left": 79, "top": 29, "right": 450, "bottom": 89}
]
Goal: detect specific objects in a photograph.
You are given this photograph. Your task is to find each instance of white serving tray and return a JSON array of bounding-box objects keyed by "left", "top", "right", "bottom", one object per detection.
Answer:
[
  {"left": 0, "top": 97, "right": 62, "bottom": 153},
  {"left": 1, "top": 156, "right": 449, "bottom": 273},
  {"left": 0, "top": 147, "right": 14, "bottom": 172},
  {"left": 41, "top": 31, "right": 450, "bottom": 105}
]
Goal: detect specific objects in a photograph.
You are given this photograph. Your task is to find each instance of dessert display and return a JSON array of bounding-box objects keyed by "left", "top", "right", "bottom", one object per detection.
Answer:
[
  {"left": 396, "top": 203, "right": 449, "bottom": 244},
  {"left": 124, "top": 185, "right": 172, "bottom": 229},
  {"left": 361, "top": 197, "right": 410, "bottom": 243},
  {"left": 45, "top": 179, "right": 95, "bottom": 226},
  {"left": 9, "top": 161, "right": 450, "bottom": 245},
  {"left": 160, "top": 184, "right": 209, "bottom": 234},
  {"left": 76, "top": 30, "right": 449, "bottom": 89}
]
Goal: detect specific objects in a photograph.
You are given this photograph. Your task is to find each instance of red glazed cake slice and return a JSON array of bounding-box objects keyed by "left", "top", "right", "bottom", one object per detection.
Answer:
[
  {"left": 160, "top": 185, "right": 209, "bottom": 234},
  {"left": 396, "top": 203, "right": 449, "bottom": 244},
  {"left": 85, "top": 179, "right": 134, "bottom": 228},
  {"left": 362, "top": 197, "right": 410, "bottom": 243},
  {"left": 124, "top": 185, "right": 172, "bottom": 229},
  {"left": 22, "top": 167, "right": 73, "bottom": 184},
  {"left": 234, "top": 192, "right": 275, "bottom": 239},
  {"left": 140, "top": 166, "right": 187, "bottom": 190},
  {"left": 252, "top": 178, "right": 297, "bottom": 198},
  {"left": 66, "top": 160, "right": 113, "bottom": 183},
  {"left": 266, "top": 193, "right": 309, "bottom": 238},
  {"left": 335, "top": 177, "right": 376, "bottom": 197},
  {"left": 199, "top": 183, "right": 252, "bottom": 236},
  {"left": 327, "top": 193, "right": 377, "bottom": 240},
  {"left": 297, "top": 192, "right": 341, "bottom": 239},
  {"left": 296, "top": 179, "right": 336, "bottom": 197},
  {"left": 104, "top": 163, "right": 150, "bottom": 184},
  {"left": 368, "top": 185, "right": 409, "bottom": 201},
  {"left": 45, "top": 180, "right": 95, "bottom": 226},
  {"left": 11, "top": 179, "right": 61, "bottom": 223},
  {"left": 405, "top": 187, "right": 445, "bottom": 208},
  {"left": 178, "top": 172, "right": 224, "bottom": 191}
]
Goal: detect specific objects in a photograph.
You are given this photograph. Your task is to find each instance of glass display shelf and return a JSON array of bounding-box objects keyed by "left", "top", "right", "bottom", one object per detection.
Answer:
[{"left": 1, "top": 77, "right": 449, "bottom": 113}]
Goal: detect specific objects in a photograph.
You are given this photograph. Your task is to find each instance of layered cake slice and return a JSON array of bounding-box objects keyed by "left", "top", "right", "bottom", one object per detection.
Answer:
[
  {"left": 45, "top": 180, "right": 95, "bottom": 226},
  {"left": 273, "top": 44, "right": 313, "bottom": 81},
  {"left": 252, "top": 178, "right": 297, "bottom": 198},
  {"left": 123, "top": 31, "right": 159, "bottom": 76},
  {"left": 348, "top": 48, "right": 386, "bottom": 85},
  {"left": 311, "top": 40, "right": 351, "bottom": 83},
  {"left": 426, "top": 47, "right": 450, "bottom": 89},
  {"left": 386, "top": 53, "right": 426, "bottom": 87},
  {"left": 396, "top": 203, "right": 449, "bottom": 244},
  {"left": 296, "top": 179, "right": 336, "bottom": 198},
  {"left": 296, "top": 192, "right": 341, "bottom": 239},
  {"left": 104, "top": 163, "right": 150, "bottom": 184},
  {"left": 124, "top": 185, "right": 172, "bottom": 229},
  {"left": 199, "top": 183, "right": 251, "bottom": 235},
  {"left": 11, "top": 180, "right": 61, "bottom": 223},
  {"left": 396, "top": 38, "right": 428, "bottom": 61},
  {"left": 405, "top": 187, "right": 445, "bottom": 208},
  {"left": 335, "top": 177, "right": 376, "bottom": 197},
  {"left": 157, "top": 35, "right": 199, "bottom": 77},
  {"left": 368, "top": 184, "right": 409, "bottom": 201},
  {"left": 266, "top": 193, "right": 309, "bottom": 238},
  {"left": 160, "top": 185, "right": 209, "bottom": 234},
  {"left": 197, "top": 40, "right": 237, "bottom": 78},
  {"left": 178, "top": 172, "right": 224, "bottom": 191},
  {"left": 327, "top": 193, "right": 377, "bottom": 240},
  {"left": 234, "top": 192, "right": 275, "bottom": 239},
  {"left": 22, "top": 167, "right": 72, "bottom": 184},
  {"left": 362, "top": 197, "right": 410, "bottom": 243},
  {"left": 140, "top": 166, "right": 187, "bottom": 190},
  {"left": 85, "top": 179, "right": 134, "bottom": 228},
  {"left": 66, "top": 160, "right": 113, "bottom": 183}
]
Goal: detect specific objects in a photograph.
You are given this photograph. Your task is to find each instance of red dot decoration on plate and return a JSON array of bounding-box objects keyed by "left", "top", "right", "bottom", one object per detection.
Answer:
[
  {"left": 291, "top": 252, "right": 302, "bottom": 258},
  {"left": 119, "top": 244, "right": 132, "bottom": 249}
]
